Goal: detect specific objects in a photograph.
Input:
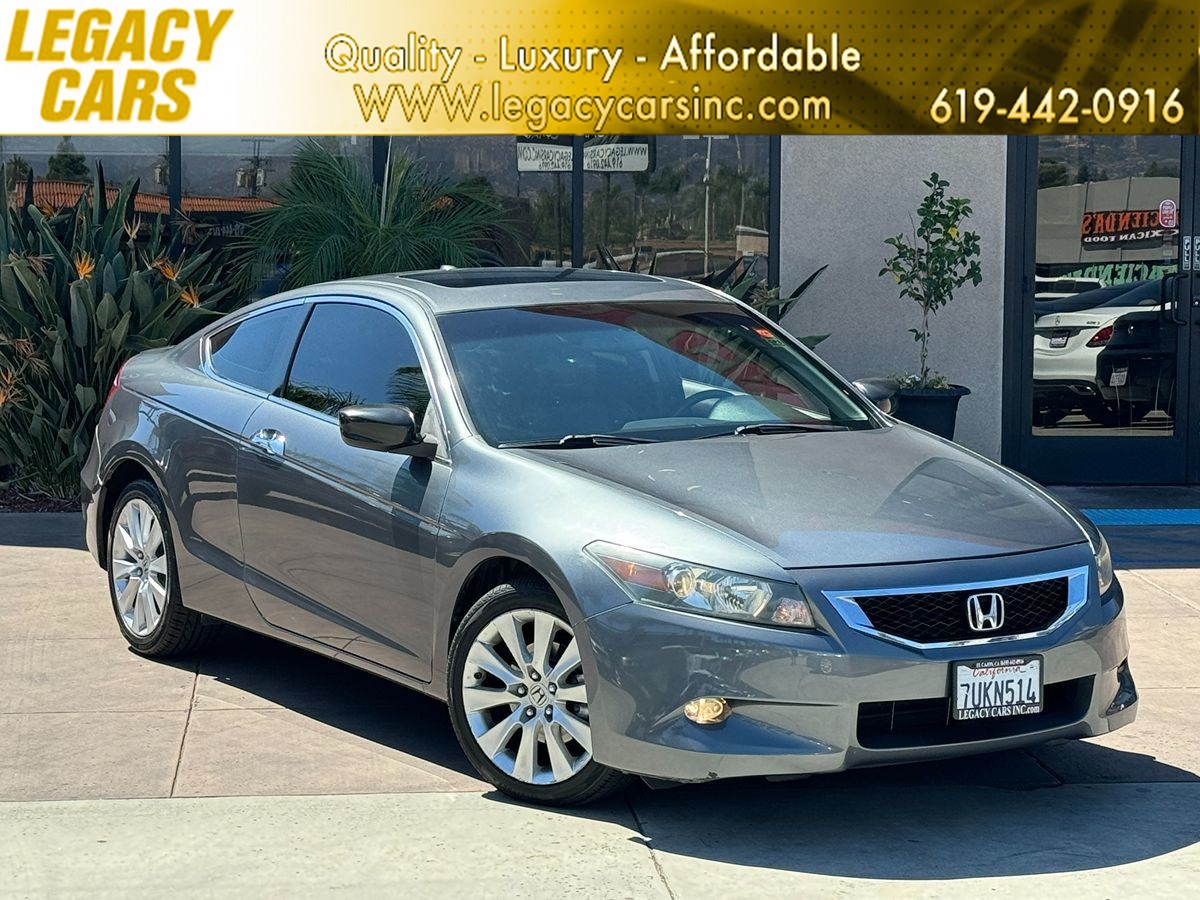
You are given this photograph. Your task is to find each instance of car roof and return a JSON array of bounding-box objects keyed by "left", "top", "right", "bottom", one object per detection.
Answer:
[{"left": 339, "top": 267, "right": 730, "bottom": 314}]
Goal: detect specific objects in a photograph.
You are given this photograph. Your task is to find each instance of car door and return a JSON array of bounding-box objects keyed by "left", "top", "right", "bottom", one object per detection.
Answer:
[
  {"left": 165, "top": 302, "right": 307, "bottom": 623},
  {"left": 236, "top": 299, "right": 451, "bottom": 681}
]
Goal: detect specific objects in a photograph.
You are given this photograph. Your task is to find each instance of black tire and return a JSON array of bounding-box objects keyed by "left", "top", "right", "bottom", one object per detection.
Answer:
[
  {"left": 1083, "top": 400, "right": 1151, "bottom": 427},
  {"left": 105, "top": 480, "right": 220, "bottom": 657},
  {"left": 447, "top": 578, "right": 632, "bottom": 806},
  {"left": 1034, "top": 406, "right": 1069, "bottom": 428}
]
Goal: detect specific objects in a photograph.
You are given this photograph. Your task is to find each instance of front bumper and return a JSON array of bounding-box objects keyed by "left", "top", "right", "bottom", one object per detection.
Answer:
[{"left": 582, "top": 544, "right": 1135, "bottom": 782}]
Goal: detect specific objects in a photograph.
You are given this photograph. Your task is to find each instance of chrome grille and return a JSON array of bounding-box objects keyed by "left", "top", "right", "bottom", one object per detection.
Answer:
[{"left": 824, "top": 570, "right": 1089, "bottom": 648}]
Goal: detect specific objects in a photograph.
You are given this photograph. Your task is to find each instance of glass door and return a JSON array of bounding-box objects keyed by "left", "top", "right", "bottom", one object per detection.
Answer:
[{"left": 1017, "top": 135, "right": 1197, "bottom": 484}]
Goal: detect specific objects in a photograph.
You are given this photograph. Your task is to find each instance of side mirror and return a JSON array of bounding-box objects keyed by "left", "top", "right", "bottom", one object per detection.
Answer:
[
  {"left": 852, "top": 378, "right": 899, "bottom": 415},
  {"left": 339, "top": 404, "right": 437, "bottom": 457}
]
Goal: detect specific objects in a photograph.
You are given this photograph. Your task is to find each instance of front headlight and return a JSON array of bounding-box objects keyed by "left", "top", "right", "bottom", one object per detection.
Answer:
[
  {"left": 1071, "top": 511, "right": 1114, "bottom": 595},
  {"left": 587, "top": 542, "right": 816, "bottom": 628},
  {"left": 1092, "top": 529, "right": 1114, "bottom": 595}
]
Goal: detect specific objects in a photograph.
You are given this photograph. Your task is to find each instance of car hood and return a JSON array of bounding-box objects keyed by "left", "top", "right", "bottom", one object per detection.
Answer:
[{"left": 531, "top": 425, "right": 1085, "bottom": 569}]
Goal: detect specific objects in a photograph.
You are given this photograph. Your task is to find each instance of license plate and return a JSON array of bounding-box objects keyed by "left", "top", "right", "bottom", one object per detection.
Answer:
[
  {"left": 952, "top": 656, "right": 1043, "bottom": 720},
  {"left": 1049, "top": 330, "right": 1069, "bottom": 348},
  {"left": 1109, "top": 367, "right": 1128, "bottom": 387}
]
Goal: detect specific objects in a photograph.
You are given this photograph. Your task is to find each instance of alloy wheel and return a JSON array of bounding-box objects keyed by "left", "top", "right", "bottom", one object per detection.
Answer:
[
  {"left": 461, "top": 608, "right": 592, "bottom": 785},
  {"left": 110, "top": 498, "right": 169, "bottom": 637}
]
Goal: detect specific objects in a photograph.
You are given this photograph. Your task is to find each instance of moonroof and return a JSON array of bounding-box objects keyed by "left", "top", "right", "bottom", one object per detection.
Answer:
[{"left": 403, "top": 268, "right": 650, "bottom": 288}]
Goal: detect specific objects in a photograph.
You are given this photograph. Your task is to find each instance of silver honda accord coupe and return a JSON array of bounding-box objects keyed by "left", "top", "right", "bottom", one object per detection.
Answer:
[{"left": 83, "top": 267, "right": 1136, "bottom": 805}]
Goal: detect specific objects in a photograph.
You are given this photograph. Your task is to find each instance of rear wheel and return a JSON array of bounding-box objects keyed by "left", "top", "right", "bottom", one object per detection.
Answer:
[
  {"left": 1034, "top": 405, "right": 1069, "bottom": 427},
  {"left": 1083, "top": 400, "right": 1151, "bottom": 427},
  {"left": 447, "top": 579, "right": 631, "bottom": 806},
  {"left": 106, "top": 480, "right": 219, "bottom": 657}
]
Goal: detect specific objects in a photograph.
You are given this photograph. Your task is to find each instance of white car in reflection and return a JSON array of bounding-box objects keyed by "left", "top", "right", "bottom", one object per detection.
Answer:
[
  {"left": 1033, "top": 280, "right": 1161, "bottom": 426},
  {"left": 1034, "top": 275, "right": 1104, "bottom": 300}
]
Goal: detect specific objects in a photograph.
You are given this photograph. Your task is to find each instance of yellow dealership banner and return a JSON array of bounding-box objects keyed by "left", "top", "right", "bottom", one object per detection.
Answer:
[{"left": 1, "top": 0, "right": 1197, "bottom": 134}]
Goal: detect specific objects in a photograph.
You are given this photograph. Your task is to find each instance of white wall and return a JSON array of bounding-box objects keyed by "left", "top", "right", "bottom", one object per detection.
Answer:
[{"left": 778, "top": 136, "right": 1009, "bottom": 457}]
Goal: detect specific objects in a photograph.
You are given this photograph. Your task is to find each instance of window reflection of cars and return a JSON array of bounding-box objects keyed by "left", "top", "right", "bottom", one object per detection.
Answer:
[
  {"left": 1095, "top": 307, "right": 1176, "bottom": 425},
  {"left": 1034, "top": 275, "right": 1104, "bottom": 301},
  {"left": 1032, "top": 280, "right": 1161, "bottom": 426}
]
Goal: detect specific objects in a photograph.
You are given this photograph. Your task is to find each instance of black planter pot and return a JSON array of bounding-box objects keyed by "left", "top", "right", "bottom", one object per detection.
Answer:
[{"left": 893, "top": 385, "right": 971, "bottom": 439}]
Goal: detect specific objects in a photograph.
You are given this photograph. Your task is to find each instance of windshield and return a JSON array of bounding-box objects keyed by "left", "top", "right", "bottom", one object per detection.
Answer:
[{"left": 437, "top": 300, "right": 877, "bottom": 446}]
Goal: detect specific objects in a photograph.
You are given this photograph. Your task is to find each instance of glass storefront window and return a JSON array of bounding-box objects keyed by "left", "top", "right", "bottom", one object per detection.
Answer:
[
  {"left": 386, "top": 136, "right": 571, "bottom": 267},
  {"left": 1032, "top": 135, "right": 1180, "bottom": 437},
  {"left": 2, "top": 135, "right": 168, "bottom": 212},
  {"left": 583, "top": 135, "right": 770, "bottom": 279},
  {"left": 180, "top": 136, "right": 370, "bottom": 246},
  {"left": 4, "top": 133, "right": 768, "bottom": 282}
]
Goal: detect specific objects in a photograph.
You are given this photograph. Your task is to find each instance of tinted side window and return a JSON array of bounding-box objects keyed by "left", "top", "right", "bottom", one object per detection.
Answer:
[
  {"left": 208, "top": 305, "right": 306, "bottom": 393},
  {"left": 283, "top": 304, "right": 430, "bottom": 421}
]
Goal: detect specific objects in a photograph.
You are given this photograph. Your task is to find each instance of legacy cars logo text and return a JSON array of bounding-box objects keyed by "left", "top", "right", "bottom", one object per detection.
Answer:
[{"left": 5, "top": 8, "right": 233, "bottom": 122}]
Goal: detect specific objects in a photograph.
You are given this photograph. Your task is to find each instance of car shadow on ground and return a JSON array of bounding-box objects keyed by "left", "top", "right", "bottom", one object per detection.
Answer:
[
  {"left": 616, "top": 752, "right": 1200, "bottom": 880},
  {"left": 183, "top": 625, "right": 479, "bottom": 779},
  {"left": 181, "top": 625, "right": 1200, "bottom": 881}
]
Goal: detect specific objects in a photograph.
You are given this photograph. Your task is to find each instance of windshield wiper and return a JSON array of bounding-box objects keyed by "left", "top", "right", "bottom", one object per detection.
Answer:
[
  {"left": 730, "top": 422, "right": 848, "bottom": 435},
  {"left": 499, "top": 433, "right": 659, "bottom": 449}
]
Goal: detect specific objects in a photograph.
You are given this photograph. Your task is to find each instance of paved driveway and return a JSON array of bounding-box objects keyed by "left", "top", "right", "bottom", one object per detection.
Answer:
[{"left": 1, "top": 512, "right": 1198, "bottom": 897}]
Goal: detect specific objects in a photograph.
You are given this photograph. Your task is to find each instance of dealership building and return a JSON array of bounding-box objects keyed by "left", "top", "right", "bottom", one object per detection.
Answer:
[{"left": 3, "top": 133, "right": 1193, "bottom": 484}]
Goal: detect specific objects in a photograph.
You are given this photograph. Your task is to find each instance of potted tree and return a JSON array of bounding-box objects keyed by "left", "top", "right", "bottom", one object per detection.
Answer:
[{"left": 879, "top": 173, "right": 982, "bottom": 439}]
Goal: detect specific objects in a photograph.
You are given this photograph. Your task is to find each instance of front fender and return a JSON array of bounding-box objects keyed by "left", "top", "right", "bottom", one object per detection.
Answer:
[{"left": 429, "top": 532, "right": 629, "bottom": 700}]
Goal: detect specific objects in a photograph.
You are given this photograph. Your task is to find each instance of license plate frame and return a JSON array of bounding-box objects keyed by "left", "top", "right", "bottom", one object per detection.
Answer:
[
  {"left": 951, "top": 656, "right": 1043, "bottom": 721},
  {"left": 1049, "top": 330, "right": 1070, "bottom": 348},
  {"left": 1109, "top": 367, "right": 1128, "bottom": 387}
]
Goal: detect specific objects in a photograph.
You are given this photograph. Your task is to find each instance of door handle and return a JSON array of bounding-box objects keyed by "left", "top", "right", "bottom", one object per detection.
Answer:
[
  {"left": 1174, "top": 270, "right": 1195, "bottom": 327},
  {"left": 1158, "top": 273, "right": 1186, "bottom": 326},
  {"left": 250, "top": 428, "right": 286, "bottom": 457}
]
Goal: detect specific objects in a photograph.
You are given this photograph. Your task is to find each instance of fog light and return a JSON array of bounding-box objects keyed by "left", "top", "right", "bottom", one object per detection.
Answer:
[
  {"left": 683, "top": 697, "right": 731, "bottom": 725},
  {"left": 1105, "top": 659, "right": 1138, "bottom": 716}
]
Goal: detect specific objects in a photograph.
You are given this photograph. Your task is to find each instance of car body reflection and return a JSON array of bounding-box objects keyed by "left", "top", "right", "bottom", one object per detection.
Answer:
[
  {"left": 1095, "top": 307, "right": 1177, "bottom": 426},
  {"left": 1032, "top": 280, "right": 1171, "bottom": 430}
]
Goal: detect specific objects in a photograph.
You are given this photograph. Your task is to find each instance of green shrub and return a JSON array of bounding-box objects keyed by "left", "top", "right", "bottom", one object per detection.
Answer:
[
  {"left": 705, "top": 258, "right": 831, "bottom": 350},
  {"left": 880, "top": 173, "right": 982, "bottom": 388},
  {"left": 0, "top": 169, "right": 235, "bottom": 498}
]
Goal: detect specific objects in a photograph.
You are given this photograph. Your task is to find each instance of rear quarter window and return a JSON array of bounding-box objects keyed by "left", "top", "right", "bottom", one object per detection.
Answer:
[{"left": 208, "top": 305, "right": 307, "bottom": 393}]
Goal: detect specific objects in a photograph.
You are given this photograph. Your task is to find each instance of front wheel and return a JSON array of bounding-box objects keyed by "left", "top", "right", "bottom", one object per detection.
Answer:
[{"left": 447, "top": 579, "right": 631, "bottom": 806}]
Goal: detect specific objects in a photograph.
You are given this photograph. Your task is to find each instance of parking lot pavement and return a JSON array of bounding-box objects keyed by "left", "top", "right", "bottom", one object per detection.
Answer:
[{"left": 2, "top": 512, "right": 1199, "bottom": 896}]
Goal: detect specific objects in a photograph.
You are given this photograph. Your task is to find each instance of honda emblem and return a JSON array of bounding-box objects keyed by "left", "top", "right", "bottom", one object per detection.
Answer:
[{"left": 967, "top": 593, "right": 1005, "bottom": 632}]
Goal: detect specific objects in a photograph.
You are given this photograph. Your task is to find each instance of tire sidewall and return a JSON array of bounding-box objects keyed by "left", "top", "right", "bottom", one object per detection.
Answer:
[
  {"left": 106, "top": 480, "right": 181, "bottom": 654},
  {"left": 447, "top": 581, "right": 616, "bottom": 805}
]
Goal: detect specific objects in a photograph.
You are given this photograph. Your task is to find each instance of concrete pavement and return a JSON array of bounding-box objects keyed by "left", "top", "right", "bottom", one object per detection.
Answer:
[{"left": 1, "top": 511, "right": 1199, "bottom": 896}]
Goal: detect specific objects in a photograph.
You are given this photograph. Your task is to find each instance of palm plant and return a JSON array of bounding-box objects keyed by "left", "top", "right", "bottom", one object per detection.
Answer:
[
  {"left": 0, "top": 167, "right": 234, "bottom": 497},
  {"left": 234, "top": 139, "right": 513, "bottom": 291}
]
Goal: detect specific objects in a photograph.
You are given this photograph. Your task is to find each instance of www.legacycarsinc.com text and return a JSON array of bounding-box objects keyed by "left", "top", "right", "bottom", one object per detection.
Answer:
[{"left": 327, "top": 30, "right": 857, "bottom": 130}]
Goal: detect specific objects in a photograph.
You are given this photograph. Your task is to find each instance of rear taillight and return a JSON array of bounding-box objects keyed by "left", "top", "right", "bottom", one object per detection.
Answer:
[
  {"left": 105, "top": 363, "right": 125, "bottom": 407},
  {"left": 1086, "top": 325, "right": 1114, "bottom": 347}
]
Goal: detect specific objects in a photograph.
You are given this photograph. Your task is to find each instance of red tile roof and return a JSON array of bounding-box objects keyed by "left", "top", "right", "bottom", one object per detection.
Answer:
[
  {"left": 180, "top": 193, "right": 277, "bottom": 213},
  {"left": 7, "top": 180, "right": 276, "bottom": 216}
]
